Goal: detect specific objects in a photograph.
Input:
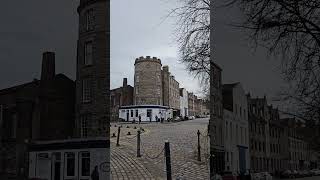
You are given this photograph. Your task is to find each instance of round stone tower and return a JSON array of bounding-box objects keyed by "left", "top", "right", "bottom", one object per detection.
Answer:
[
  {"left": 75, "top": 0, "right": 109, "bottom": 138},
  {"left": 134, "top": 56, "right": 162, "bottom": 105}
]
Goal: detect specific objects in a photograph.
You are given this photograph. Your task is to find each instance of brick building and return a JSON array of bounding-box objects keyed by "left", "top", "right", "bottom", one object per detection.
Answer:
[
  {"left": 110, "top": 78, "right": 133, "bottom": 121},
  {"left": 0, "top": 52, "right": 75, "bottom": 179},
  {"left": 75, "top": 0, "right": 109, "bottom": 138}
]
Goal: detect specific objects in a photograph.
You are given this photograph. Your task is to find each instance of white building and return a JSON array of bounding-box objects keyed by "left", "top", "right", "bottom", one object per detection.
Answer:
[
  {"left": 179, "top": 88, "right": 189, "bottom": 118},
  {"left": 28, "top": 138, "right": 110, "bottom": 180},
  {"left": 119, "top": 105, "right": 172, "bottom": 122},
  {"left": 222, "top": 83, "right": 250, "bottom": 174}
]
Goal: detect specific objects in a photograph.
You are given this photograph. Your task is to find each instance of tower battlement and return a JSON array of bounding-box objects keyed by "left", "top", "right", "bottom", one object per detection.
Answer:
[{"left": 134, "top": 56, "right": 162, "bottom": 65}]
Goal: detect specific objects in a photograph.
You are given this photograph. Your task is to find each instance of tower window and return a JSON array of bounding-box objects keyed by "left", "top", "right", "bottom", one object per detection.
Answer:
[
  {"left": 82, "top": 78, "right": 92, "bottom": 103},
  {"left": 81, "top": 115, "right": 90, "bottom": 137},
  {"left": 84, "top": 41, "right": 93, "bottom": 65},
  {"left": 86, "top": 9, "right": 94, "bottom": 31}
]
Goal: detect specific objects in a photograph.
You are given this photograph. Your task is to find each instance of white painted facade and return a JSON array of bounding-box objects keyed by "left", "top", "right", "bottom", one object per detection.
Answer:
[
  {"left": 119, "top": 105, "right": 172, "bottom": 122},
  {"left": 179, "top": 88, "right": 189, "bottom": 118},
  {"left": 28, "top": 138, "right": 110, "bottom": 180},
  {"left": 223, "top": 83, "right": 250, "bottom": 174}
]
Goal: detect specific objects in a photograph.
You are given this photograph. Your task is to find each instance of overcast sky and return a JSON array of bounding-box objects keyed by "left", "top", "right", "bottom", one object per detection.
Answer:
[{"left": 0, "top": 0, "right": 285, "bottom": 105}]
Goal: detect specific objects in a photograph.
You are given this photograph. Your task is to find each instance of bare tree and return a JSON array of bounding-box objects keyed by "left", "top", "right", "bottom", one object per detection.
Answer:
[
  {"left": 227, "top": 0, "right": 320, "bottom": 148},
  {"left": 170, "top": 0, "right": 211, "bottom": 94}
]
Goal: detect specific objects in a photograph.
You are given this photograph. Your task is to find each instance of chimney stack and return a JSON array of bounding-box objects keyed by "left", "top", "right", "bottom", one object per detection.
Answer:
[
  {"left": 123, "top": 78, "right": 127, "bottom": 87},
  {"left": 41, "top": 52, "right": 55, "bottom": 81}
]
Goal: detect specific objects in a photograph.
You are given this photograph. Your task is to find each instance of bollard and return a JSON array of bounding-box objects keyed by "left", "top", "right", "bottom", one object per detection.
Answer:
[
  {"left": 134, "top": 126, "right": 137, "bottom": 129},
  {"left": 197, "top": 130, "right": 201, "bottom": 161},
  {"left": 127, "top": 132, "right": 131, "bottom": 135},
  {"left": 127, "top": 126, "right": 129, "bottom": 128},
  {"left": 210, "top": 152, "right": 214, "bottom": 179},
  {"left": 137, "top": 130, "right": 141, "bottom": 157},
  {"left": 112, "top": 133, "right": 116, "bottom": 137},
  {"left": 116, "top": 127, "right": 121, "bottom": 146},
  {"left": 165, "top": 141, "right": 172, "bottom": 180}
]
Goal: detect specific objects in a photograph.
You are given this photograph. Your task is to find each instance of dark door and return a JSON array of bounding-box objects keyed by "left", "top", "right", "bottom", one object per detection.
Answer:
[
  {"left": 126, "top": 112, "right": 129, "bottom": 121},
  {"left": 239, "top": 147, "right": 246, "bottom": 174},
  {"left": 54, "top": 162, "right": 61, "bottom": 180}
]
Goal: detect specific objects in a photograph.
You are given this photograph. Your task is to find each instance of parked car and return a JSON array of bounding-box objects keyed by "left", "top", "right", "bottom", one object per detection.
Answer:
[
  {"left": 259, "top": 172, "right": 272, "bottom": 180},
  {"left": 292, "top": 170, "right": 298, "bottom": 178},
  {"left": 252, "top": 173, "right": 263, "bottom": 180},
  {"left": 280, "top": 170, "right": 294, "bottom": 179},
  {"left": 310, "top": 169, "right": 320, "bottom": 176},
  {"left": 222, "top": 171, "right": 238, "bottom": 180}
]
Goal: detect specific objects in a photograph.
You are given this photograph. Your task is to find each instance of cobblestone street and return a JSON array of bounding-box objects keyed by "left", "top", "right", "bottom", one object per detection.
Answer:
[{"left": 110, "top": 118, "right": 210, "bottom": 179}]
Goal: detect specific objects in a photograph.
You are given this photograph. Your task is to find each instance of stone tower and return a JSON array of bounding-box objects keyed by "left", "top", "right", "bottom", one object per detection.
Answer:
[
  {"left": 75, "top": 0, "right": 109, "bottom": 138},
  {"left": 134, "top": 56, "right": 162, "bottom": 105}
]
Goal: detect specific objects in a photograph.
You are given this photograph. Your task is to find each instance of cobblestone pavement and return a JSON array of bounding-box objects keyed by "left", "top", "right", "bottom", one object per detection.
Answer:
[
  {"left": 111, "top": 142, "right": 155, "bottom": 180},
  {"left": 274, "top": 177, "right": 320, "bottom": 180},
  {"left": 110, "top": 118, "right": 210, "bottom": 179}
]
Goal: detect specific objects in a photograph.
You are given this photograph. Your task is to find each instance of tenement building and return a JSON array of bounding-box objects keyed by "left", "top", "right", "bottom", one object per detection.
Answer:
[
  {"left": 110, "top": 78, "right": 133, "bottom": 121},
  {"left": 75, "top": 0, "right": 109, "bottom": 138},
  {"left": 188, "top": 92, "right": 197, "bottom": 117},
  {"left": 0, "top": 52, "right": 75, "bottom": 179},
  {"left": 247, "top": 95, "right": 270, "bottom": 172},
  {"left": 281, "top": 118, "right": 312, "bottom": 170},
  {"left": 209, "top": 62, "right": 225, "bottom": 173},
  {"left": 162, "top": 66, "right": 180, "bottom": 116},
  {"left": 268, "top": 106, "right": 285, "bottom": 173},
  {"left": 222, "top": 82, "right": 250, "bottom": 174}
]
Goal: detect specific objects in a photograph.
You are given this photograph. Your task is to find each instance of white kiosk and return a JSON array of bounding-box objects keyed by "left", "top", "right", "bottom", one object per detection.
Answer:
[{"left": 28, "top": 138, "right": 110, "bottom": 180}]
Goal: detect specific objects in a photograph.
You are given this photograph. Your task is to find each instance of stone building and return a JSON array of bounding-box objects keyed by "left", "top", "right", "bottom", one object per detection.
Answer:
[
  {"left": 247, "top": 95, "right": 270, "bottom": 172},
  {"left": 188, "top": 92, "right": 197, "bottom": 117},
  {"left": 179, "top": 88, "right": 188, "bottom": 118},
  {"left": 0, "top": 52, "right": 75, "bottom": 179},
  {"left": 134, "top": 56, "right": 162, "bottom": 105},
  {"left": 281, "top": 118, "right": 312, "bottom": 170},
  {"left": 110, "top": 78, "right": 133, "bottom": 122},
  {"left": 222, "top": 82, "right": 250, "bottom": 174},
  {"left": 267, "top": 106, "right": 285, "bottom": 173},
  {"left": 162, "top": 66, "right": 180, "bottom": 116},
  {"left": 75, "top": 0, "right": 109, "bottom": 138},
  {"left": 209, "top": 62, "right": 225, "bottom": 173}
]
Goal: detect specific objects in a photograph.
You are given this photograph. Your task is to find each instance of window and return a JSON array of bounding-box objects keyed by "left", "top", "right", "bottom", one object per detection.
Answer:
[
  {"left": 0, "top": 105, "right": 3, "bottom": 129},
  {"left": 136, "top": 87, "right": 139, "bottom": 95},
  {"left": 84, "top": 41, "right": 93, "bottom": 65},
  {"left": 86, "top": 9, "right": 94, "bottom": 31},
  {"left": 65, "top": 153, "right": 75, "bottom": 177},
  {"left": 11, "top": 113, "right": 17, "bottom": 138},
  {"left": 80, "top": 152, "right": 90, "bottom": 177},
  {"left": 147, "top": 109, "right": 152, "bottom": 117},
  {"left": 136, "top": 75, "right": 140, "bottom": 83},
  {"left": 81, "top": 115, "right": 90, "bottom": 137},
  {"left": 82, "top": 78, "right": 91, "bottom": 103}
]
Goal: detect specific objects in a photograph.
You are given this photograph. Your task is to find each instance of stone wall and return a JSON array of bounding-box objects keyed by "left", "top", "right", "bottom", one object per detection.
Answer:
[{"left": 134, "top": 56, "right": 162, "bottom": 105}]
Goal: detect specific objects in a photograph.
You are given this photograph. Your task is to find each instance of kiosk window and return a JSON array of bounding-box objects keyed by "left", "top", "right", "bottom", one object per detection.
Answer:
[
  {"left": 80, "top": 152, "right": 90, "bottom": 176},
  {"left": 66, "top": 153, "right": 75, "bottom": 176}
]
